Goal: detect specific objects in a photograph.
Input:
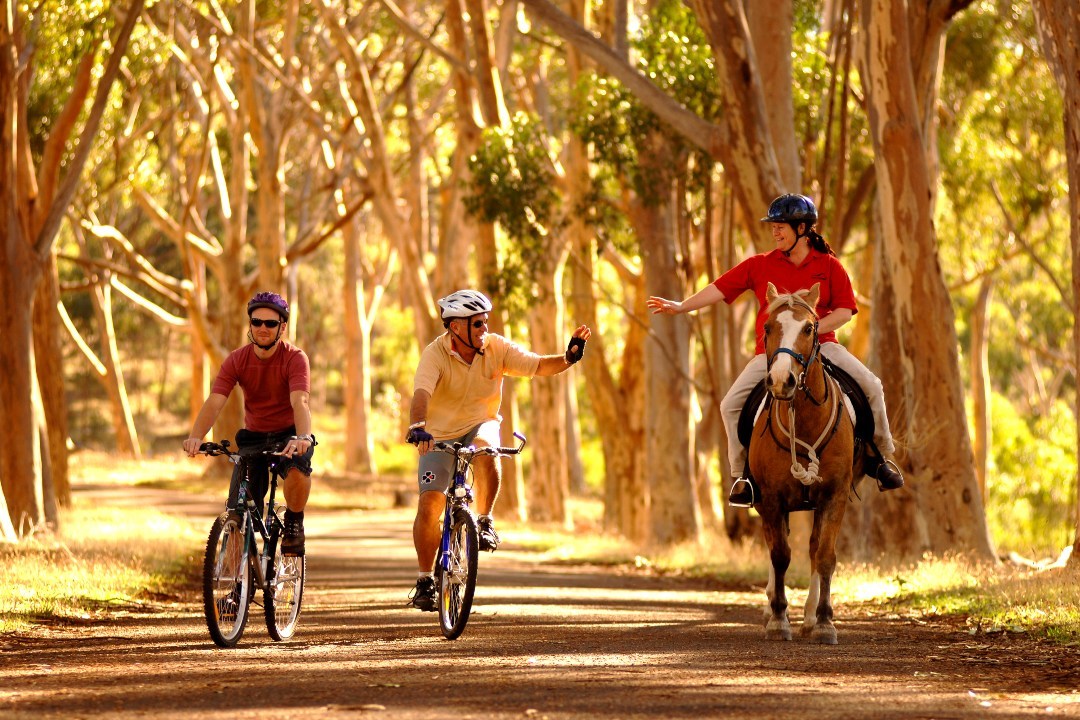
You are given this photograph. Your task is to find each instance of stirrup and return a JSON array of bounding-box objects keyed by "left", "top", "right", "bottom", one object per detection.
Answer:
[
  {"left": 729, "top": 477, "right": 757, "bottom": 508},
  {"left": 875, "top": 458, "right": 905, "bottom": 491}
]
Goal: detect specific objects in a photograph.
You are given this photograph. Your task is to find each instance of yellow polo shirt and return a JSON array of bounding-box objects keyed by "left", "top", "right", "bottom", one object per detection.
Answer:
[{"left": 414, "top": 332, "right": 541, "bottom": 439}]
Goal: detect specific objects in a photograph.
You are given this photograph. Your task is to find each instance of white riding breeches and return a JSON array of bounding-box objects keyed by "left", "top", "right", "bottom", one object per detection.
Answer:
[
  {"left": 719, "top": 343, "right": 896, "bottom": 477},
  {"left": 818, "top": 343, "right": 895, "bottom": 456}
]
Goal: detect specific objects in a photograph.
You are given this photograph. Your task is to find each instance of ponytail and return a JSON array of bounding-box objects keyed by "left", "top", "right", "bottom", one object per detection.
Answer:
[{"left": 806, "top": 229, "right": 835, "bottom": 256}]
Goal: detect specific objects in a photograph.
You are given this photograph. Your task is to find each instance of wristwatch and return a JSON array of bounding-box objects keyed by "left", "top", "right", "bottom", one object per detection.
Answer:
[{"left": 408, "top": 421, "right": 426, "bottom": 431}]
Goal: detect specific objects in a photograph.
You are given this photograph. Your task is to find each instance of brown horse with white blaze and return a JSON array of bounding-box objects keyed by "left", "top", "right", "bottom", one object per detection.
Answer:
[{"left": 748, "top": 282, "right": 859, "bottom": 645}]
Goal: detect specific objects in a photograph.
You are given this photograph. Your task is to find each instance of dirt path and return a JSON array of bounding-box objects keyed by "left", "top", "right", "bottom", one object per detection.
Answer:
[{"left": 3, "top": 493, "right": 1079, "bottom": 719}]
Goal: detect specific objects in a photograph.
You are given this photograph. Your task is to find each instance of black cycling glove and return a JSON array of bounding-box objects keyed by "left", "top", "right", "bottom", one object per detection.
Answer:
[
  {"left": 406, "top": 427, "right": 433, "bottom": 445},
  {"left": 565, "top": 336, "right": 586, "bottom": 364}
]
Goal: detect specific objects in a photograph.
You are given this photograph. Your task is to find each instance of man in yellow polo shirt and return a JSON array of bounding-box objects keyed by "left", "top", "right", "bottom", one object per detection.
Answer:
[{"left": 404, "top": 289, "right": 591, "bottom": 611}]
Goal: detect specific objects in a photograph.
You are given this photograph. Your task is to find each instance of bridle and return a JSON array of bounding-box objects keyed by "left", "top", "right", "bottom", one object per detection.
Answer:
[{"left": 763, "top": 294, "right": 844, "bottom": 484}]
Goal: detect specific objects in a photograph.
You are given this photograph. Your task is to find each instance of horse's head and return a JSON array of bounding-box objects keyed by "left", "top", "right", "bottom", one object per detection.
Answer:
[{"left": 763, "top": 282, "right": 821, "bottom": 401}]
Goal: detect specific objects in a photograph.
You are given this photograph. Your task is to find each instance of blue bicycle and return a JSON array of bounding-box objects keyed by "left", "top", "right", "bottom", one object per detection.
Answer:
[
  {"left": 199, "top": 439, "right": 307, "bottom": 647},
  {"left": 431, "top": 432, "right": 526, "bottom": 639}
]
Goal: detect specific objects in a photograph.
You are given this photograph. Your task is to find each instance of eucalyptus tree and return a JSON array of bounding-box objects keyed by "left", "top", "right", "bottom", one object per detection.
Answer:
[
  {"left": 124, "top": 0, "right": 354, "bottom": 442},
  {"left": 855, "top": 0, "right": 996, "bottom": 560},
  {"left": 934, "top": 1, "right": 1071, "bottom": 551},
  {"left": 1030, "top": 0, "right": 1080, "bottom": 564},
  {"left": 0, "top": 0, "right": 143, "bottom": 539}
]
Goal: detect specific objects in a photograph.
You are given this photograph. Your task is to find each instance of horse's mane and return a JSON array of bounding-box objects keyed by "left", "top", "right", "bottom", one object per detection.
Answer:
[{"left": 766, "top": 289, "right": 819, "bottom": 318}]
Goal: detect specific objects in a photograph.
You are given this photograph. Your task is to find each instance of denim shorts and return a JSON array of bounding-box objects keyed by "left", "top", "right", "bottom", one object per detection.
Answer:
[
  {"left": 416, "top": 420, "right": 500, "bottom": 494},
  {"left": 227, "top": 427, "right": 315, "bottom": 509}
]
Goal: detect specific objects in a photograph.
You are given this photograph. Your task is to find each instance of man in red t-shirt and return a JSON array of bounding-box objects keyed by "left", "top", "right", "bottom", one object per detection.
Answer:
[{"left": 183, "top": 291, "right": 314, "bottom": 556}]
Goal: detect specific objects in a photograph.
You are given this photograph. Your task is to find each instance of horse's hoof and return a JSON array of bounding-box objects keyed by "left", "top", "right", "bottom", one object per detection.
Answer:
[
  {"left": 765, "top": 620, "right": 792, "bottom": 641},
  {"left": 799, "top": 623, "right": 814, "bottom": 637},
  {"left": 811, "top": 626, "right": 838, "bottom": 645}
]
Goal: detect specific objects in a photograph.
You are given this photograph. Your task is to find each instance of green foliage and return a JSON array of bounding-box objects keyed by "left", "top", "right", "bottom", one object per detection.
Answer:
[
  {"left": 984, "top": 394, "right": 1076, "bottom": 555},
  {"left": 571, "top": 0, "right": 720, "bottom": 203},
  {"left": 20, "top": 0, "right": 125, "bottom": 161},
  {"left": 463, "top": 112, "right": 562, "bottom": 319},
  {"left": 464, "top": 112, "right": 562, "bottom": 245}
]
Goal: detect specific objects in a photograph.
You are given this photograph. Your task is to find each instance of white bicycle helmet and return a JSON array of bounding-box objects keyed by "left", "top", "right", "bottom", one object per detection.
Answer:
[{"left": 437, "top": 289, "right": 493, "bottom": 321}]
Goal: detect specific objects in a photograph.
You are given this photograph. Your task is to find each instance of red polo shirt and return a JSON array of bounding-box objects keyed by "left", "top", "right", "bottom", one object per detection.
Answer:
[
  {"left": 211, "top": 341, "right": 311, "bottom": 432},
  {"left": 713, "top": 249, "right": 858, "bottom": 355}
]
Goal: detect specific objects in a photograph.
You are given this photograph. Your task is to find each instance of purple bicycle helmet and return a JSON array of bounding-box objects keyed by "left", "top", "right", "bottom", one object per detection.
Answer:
[{"left": 247, "top": 291, "right": 290, "bottom": 321}]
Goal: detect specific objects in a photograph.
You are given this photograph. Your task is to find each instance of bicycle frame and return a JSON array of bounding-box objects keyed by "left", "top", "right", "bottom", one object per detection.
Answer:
[
  {"left": 201, "top": 437, "right": 309, "bottom": 647},
  {"left": 425, "top": 432, "right": 526, "bottom": 639},
  {"left": 217, "top": 444, "right": 286, "bottom": 591},
  {"left": 433, "top": 433, "right": 526, "bottom": 568}
]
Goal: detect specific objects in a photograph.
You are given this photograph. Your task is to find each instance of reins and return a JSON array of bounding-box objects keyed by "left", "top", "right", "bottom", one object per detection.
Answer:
[{"left": 764, "top": 292, "right": 844, "bottom": 485}]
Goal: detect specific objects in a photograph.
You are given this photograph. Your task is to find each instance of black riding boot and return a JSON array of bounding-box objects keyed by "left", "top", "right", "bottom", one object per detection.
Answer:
[{"left": 867, "top": 456, "right": 904, "bottom": 491}]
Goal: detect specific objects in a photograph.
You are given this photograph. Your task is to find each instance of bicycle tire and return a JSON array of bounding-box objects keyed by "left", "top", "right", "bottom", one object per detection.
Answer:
[
  {"left": 438, "top": 508, "right": 478, "bottom": 640},
  {"left": 264, "top": 528, "right": 305, "bottom": 641},
  {"left": 202, "top": 512, "right": 251, "bottom": 647}
]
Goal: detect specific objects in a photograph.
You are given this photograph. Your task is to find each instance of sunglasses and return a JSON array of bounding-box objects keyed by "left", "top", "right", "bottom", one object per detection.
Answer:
[{"left": 250, "top": 318, "right": 282, "bottom": 328}]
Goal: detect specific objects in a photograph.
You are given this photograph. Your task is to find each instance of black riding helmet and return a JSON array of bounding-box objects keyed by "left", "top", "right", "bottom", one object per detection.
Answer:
[
  {"left": 761, "top": 194, "right": 818, "bottom": 227},
  {"left": 762, "top": 194, "right": 818, "bottom": 257}
]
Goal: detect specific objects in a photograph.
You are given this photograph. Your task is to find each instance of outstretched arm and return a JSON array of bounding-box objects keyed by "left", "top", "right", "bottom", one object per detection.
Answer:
[
  {"left": 535, "top": 325, "right": 592, "bottom": 376},
  {"left": 646, "top": 284, "right": 725, "bottom": 315}
]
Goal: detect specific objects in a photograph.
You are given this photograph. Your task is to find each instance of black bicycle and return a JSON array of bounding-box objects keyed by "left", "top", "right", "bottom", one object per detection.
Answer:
[
  {"left": 199, "top": 439, "right": 307, "bottom": 647},
  {"left": 429, "top": 432, "right": 526, "bottom": 639}
]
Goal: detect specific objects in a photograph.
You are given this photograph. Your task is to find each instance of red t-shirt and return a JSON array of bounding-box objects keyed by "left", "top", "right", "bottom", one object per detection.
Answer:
[
  {"left": 210, "top": 341, "right": 311, "bottom": 432},
  {"left": 712, "top": 249, "right": 858, "bottom": 355}
]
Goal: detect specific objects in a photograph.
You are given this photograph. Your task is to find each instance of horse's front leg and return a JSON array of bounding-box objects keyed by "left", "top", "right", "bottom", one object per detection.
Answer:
[
  {"left": 801, "top": 512, "right": 822, "bottom": 637},
  {"left": 808, "top": 498, "right": 848, "bottom": 645},
  {"left": 762, "top": 515, "right": 792, "bottom": 641}
]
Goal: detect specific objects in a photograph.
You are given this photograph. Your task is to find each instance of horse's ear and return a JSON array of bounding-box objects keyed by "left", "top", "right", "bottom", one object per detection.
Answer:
[
  {"left": 805, "top": 283, "right": 821, "bottom": 309},
  {"left": 766, "top": 282, "right": 778, "bottom": 303}
]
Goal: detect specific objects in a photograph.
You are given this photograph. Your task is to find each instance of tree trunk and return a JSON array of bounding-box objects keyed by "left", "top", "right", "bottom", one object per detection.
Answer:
[
  {"left": 635, "top": 137, "right": 700, "bottom": 546},
  {"left": 526, "top": 263, "right": 571, "bottom": 525},
  {"left": 856, "top": 0, "right": 995, "bottom": 560},
  {"left": 0, "top": 242, "right": 46, "bottom": 535},
  {"left": 1030, "top": 0, "right": 1080, "bottom": 565},
  {"left": 570, "top": 200, "right": 648, "bottom": 541},
  {"left": 92, "top": 280, "right": 141, "bottom": 458},
  {"left": 971, "top": 278, "right": 993, "bottom": 499},
  {"left": 33, "top": 255, "right": 71, "bottom": 505},
  {"left": 343, "top": 214, "right": 375, "bottom": 474},
  {"left": 565, "top": 369, "right": 586, "bottom": 495},
  {"left": 744, "top": 0, "right": 800, "bottom": 191}
]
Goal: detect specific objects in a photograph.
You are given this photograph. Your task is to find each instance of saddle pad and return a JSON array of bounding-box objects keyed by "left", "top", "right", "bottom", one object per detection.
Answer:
[
  {"left": 736, "top": 367, "right": 869, "bottom": 450},
  {"left": 821, "top": 357, "right": 875, "bottom": 442}
]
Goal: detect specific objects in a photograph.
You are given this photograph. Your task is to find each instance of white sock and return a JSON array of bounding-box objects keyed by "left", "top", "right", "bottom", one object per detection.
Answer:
[{"left": 418, "top": 571, "right": 433, "bottom": 580}]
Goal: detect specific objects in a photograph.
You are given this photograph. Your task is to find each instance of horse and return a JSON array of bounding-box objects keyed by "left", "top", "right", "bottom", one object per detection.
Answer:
[{"left": 748, "top": 282, "right": 861, "bottom": 645}]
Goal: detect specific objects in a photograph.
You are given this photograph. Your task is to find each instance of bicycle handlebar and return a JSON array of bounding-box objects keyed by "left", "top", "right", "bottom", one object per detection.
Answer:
[
  {"left": 198, "top": 438, "right": 296, "bottom": 459},
  {"left": 431, "top": 431, "right": 527, "bottom": 459}
]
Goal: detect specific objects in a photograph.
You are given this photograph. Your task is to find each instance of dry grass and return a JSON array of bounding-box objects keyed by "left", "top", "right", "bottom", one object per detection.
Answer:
[
  {"left": 1, "top": 453, "right": 206, "bottom": 633},
  {"left": 0, "top": 502, "right": 203, "bottom": 633}
]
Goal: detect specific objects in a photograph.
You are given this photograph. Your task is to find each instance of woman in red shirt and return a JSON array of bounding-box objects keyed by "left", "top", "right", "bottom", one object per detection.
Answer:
[{"left": 647, "top": 194, "right": 903, "bottom": 506}]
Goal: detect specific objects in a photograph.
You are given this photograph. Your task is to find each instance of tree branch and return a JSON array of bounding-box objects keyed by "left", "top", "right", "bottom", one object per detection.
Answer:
[{"left": 35, "top": 0, "right": 146, "bottom": 259}]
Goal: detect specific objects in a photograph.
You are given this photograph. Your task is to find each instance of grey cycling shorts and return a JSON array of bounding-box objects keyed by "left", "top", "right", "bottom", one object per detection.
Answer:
[{"left": 417, "top": 420, "right": 501, "bottom": 494}]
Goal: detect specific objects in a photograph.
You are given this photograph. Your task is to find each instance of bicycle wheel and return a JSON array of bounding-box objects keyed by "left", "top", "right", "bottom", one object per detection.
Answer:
[
  {"left": 203, "top": 512, "right": 252, "bottom": 647},
  {"left": 437, "top": 508, "right": 478, "bottom": 640},
  {"left": 264, "top": 528, "right": 305, "bottom": 641}
]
